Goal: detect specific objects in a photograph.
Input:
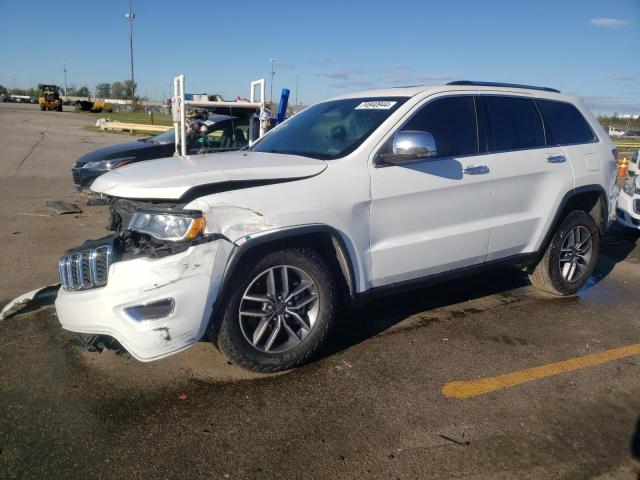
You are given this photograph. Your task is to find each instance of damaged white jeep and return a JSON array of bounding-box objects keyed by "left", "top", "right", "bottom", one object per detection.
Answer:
[{"left": 55, "top": 81, "right": 618, "bottom": 372}]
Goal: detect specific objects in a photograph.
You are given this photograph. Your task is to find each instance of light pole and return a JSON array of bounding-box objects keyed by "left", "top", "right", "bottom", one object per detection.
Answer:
[
  {"left": 270, "top": 58, "right": 276, "bottom": 105},
  {"left": 62, "top": 61, "right": 68, "bottom": 95},
  {"left": 295, "top": 73, "right": 300, "bottom": 105},
  {"left": 125, "top": 0, "right": 136, "bottom": 104}
]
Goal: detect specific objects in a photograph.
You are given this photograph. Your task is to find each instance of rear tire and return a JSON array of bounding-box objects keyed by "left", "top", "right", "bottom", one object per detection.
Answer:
[
  {"left": 529, "top": 210, "right": 599, "bottom": 296},
  {"left": 40, "top": 105, "right": 45, "bottom": 111},
  {"left": 217, "top": 247, "right": 338, "bottom": 372}
]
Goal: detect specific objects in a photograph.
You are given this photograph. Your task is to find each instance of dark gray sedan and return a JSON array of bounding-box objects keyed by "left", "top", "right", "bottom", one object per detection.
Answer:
[{"left": 72, "top": 115, "right": 250, "bottom": 190}]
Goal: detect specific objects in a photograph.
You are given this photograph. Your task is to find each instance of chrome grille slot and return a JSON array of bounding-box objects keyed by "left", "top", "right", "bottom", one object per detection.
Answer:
[
  {"left": 59, "top": 245, "right": 112, "bottom": 291},
  {"left": 72, "top": 170, "right": 82, "bottom": 186}
]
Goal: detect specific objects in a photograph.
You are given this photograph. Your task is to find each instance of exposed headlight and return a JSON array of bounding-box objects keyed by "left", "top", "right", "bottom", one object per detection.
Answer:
[
  {"left": 623, "top": 176, "right": 640, "bottom": 196},
  {"left": 128, "top": 211, "right": 206, "bottom": 241},
  {"left": 83, "top": 158, "right": 131, "bottom": 171}
]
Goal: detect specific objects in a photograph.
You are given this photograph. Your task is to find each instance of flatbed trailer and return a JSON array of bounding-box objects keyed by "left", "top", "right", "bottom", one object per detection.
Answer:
[{"left": 172, "top": 75, "right": 266, "bottom": 156}]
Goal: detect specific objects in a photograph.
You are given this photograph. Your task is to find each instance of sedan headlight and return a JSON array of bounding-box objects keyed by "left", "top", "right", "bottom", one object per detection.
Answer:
[
  {"left": 128, "top": 211, "right": 206, "bottom": 241},
  {"left": 623, "top": 176, "right": 640, "bottom": 196},
  {"left": 83, "top": 158, "right": 131, "bottom": 171}
]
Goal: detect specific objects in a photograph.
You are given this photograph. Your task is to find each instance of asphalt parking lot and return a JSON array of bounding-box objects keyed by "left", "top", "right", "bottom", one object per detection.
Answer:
[{"left": 1, "top": 102, "right": 640, "bottom": 479}]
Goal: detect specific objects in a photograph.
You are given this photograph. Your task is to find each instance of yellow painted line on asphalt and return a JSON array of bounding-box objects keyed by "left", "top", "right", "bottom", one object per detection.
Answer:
[{"left": 442, "top": 343, "right": 640, "bottom": 399}]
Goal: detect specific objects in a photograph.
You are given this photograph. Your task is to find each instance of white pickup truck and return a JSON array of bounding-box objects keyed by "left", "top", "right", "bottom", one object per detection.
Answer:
[{"left": 55, "top": 81, "right": 617, "bottom": 372}]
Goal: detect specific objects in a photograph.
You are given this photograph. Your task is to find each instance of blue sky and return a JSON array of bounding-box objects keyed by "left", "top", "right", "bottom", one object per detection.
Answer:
[{"left": 0, "top": 0, "right": 638, "bottom": 114}]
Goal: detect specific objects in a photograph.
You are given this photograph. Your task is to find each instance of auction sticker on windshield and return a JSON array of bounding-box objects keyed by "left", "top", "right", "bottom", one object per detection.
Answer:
[{"left": 355, "top": 101, "right": 397, "bottom": 110}]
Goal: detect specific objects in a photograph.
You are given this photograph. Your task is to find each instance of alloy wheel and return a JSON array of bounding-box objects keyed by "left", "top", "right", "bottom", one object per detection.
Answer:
[
  {"left": 239, "top": 265, "right": 319, "bottom": 353},
  {"left": 559, "top": 226, "right": 592, "bottom": 282}
]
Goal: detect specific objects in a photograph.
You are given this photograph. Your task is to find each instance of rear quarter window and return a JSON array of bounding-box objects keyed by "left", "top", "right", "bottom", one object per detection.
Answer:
[
  {"left": 535, "top": 99, "right": 596, "bottom": 146},
  {"left": 485, "top": 96, "right": 545, "bottom": 152}
]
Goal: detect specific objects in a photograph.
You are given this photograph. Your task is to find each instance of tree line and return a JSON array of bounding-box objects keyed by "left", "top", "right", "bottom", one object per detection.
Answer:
[
  {"left": 0, "top": 84, "right": 91, "bottom": 97},
  {"left": 95, "top": 80, "right": 137, "bottom": 100},
  {"left": 0, "top": 80, "right": 137, "bottom": 100}
]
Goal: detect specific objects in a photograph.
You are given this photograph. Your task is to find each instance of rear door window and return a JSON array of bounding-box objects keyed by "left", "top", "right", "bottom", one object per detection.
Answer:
[
  {"left": 485, "top": 96, "right": 545, "bottom": 152},
  {"left": 535, "top": 99, "right": 596, "bottom": 146},
  {"left": 400, "top": 96, "right": 478, "bottom": 158}
]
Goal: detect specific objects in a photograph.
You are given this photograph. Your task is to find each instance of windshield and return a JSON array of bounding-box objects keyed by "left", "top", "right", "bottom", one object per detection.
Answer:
[
  {"left": 148, "top": 128, "right": 176, "bottom": 144},
  {"left": 250, "top": 97, "right": 408, "bottom": 159}
]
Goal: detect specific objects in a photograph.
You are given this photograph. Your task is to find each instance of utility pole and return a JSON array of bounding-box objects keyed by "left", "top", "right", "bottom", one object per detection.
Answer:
[
  {"left": 125, "top": 0, "right": 136, "bottom": 104},
  {"left": 295, "top": 73, "right": 300, "bottom": 105},
  {"left": 270, "top": 58, "right": 276, "bottom": 105},
  {"left": 62, "top": 61, "right": 68, "bottom": 95}
]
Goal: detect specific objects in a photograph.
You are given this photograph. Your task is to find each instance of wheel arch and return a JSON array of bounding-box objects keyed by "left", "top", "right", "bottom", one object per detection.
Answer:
[
  {"left": 217, "top": 225, "right": 360, "bottom": 309},
  {"left": 535, "top": 184, "right": 608, "bottom": 262}
]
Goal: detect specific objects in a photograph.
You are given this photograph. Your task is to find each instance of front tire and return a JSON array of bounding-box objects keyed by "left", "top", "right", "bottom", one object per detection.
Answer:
[
  {"left": 217, "top": 248, "right": 338, "bottom": 372},
  {"left": 529, "top": 210, "right": 599, "bottom": 296}
]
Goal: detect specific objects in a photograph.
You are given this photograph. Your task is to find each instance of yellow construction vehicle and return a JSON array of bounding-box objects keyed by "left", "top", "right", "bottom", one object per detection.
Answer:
[{"left": 38, "top": 84, "right": 63, "bottom": 111}]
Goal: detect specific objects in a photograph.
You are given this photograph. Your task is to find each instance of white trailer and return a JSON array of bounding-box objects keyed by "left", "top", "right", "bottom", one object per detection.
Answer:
[{"left": 172, "top": 75, "right": 266, "bottom": 156}]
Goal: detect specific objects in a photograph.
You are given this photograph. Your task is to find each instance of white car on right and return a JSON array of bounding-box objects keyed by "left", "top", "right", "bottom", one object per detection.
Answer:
[
  {"left": 627, "top": 148, "right": 640, "bottom": 176},
  {"left": 617, "top": 173, "right": 640, "bottom": 230}
]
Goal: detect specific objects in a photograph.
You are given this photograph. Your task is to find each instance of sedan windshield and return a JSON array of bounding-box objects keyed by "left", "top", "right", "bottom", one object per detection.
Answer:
[
  {"left": 148, "top": 129, "right": 176, "bottom": 144},
  {"left": 250, "top": 97, "right": 408, "bottom": 159}
]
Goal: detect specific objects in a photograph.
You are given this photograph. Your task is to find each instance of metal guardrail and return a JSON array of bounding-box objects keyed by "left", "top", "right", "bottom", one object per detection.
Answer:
[{"left": 99, "top": 121, "right": 171, "bottom": 134}]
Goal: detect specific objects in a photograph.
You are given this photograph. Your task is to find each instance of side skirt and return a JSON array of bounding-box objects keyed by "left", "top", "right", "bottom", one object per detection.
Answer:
[{"left": 352, "top": 252, "right": 538, "bottom": 306}]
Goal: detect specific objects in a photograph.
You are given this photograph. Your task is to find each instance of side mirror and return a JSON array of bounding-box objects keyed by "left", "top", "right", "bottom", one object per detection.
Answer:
[{"left": 379, "top": 130, "right": 438, "bottom": 165}]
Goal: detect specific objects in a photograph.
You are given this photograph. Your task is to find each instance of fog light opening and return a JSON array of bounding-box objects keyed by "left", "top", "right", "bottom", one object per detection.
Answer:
[{"left": 125, "top": 298, "right": 175, "bottom": 321}]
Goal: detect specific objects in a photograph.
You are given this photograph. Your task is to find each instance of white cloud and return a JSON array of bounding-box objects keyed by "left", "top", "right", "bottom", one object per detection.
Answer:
[
  {"left": 384, "top": 74, "right": 456, "bottom": 85},
  {"left": 611, "top": 75, "right": 634, "bottom": 81},
  {"left": 331, "top": 80, "right": 375, "bottom": 89},
  {"left": 317, "top": 69, "right": 364, "bottom": 79},
  {"left": 590, "top": 18, "right": 630, "bottom": 28}
]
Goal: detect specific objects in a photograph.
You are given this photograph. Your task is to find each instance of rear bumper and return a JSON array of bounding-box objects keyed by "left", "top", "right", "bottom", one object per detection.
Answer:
[
  {"left": 616, "top": 191, "right": 640, "bottom": 230},
  {"left": 55, "top": 239, "right": 233, "bottom": 361}
]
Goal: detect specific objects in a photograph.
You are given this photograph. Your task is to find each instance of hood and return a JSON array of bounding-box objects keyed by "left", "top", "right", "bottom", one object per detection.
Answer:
[
  {"left": 75, "top": 139, "right": 168, "bottom": 166},
  {"left": 91, "top": 150, "right": 328, "bottom": 200}
]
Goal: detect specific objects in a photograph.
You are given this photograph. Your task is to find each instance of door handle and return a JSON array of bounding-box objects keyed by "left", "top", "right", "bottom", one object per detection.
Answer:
[
  {"left": 547, "top": 155, "right": 566, "bottom": 164},
  {"left": 463, "top": 165, "right": 490, "bottom": 175}
]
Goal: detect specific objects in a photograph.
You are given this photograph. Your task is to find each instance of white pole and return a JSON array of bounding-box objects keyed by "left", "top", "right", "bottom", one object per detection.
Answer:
[
  {"left": 179, "top": 74, "right": 186, "bottom": 157},
  {"left": 173, "top": 77, "right": 179, "bottom": 155}
]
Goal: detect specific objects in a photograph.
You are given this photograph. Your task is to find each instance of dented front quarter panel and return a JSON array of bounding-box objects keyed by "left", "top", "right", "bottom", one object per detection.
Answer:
[
  {"left": 55, "top": 238, "right": 234, "bottom": 361},
  {"left": 185, "top": 160, "right": 372, "bottom": 293}
]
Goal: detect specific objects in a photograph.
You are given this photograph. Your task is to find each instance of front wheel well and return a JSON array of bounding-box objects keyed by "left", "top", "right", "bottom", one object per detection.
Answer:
[{"left": 225, "top": 229, "right": 357, "bottom": 306}]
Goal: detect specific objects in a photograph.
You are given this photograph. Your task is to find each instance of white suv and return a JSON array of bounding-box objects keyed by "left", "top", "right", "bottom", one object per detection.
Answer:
[
  {"left": 55, "top": 81, "right": 618, "bottom": 372},
  {"left": 617, "top": 173, "right": 640, "bottom": 230}
]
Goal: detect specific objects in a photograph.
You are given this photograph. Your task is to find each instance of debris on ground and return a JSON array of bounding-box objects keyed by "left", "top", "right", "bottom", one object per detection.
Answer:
[
  {"left": 17, "top": 212, "right": 50, "bottom": 217},
  {"left": 0, "top": 284, "right": 60, "bottom": 320},
  {"left": 85, "top": 195, "right": 110, "bottom": 206},
  {"left": 438, "top": 433, "right": 470, "bottom": 446},
  {"left": 72, "top": 334, "right": 126, "bottom": 354},
  {"left": 178, "top": 393, "right": 189, "bottom": 401},
  {"left": 46, "top": 201, "right": 82, "bottom": 215}
]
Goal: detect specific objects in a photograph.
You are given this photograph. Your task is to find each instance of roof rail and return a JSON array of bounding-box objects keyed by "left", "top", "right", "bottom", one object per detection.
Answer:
[{"left": 447, "top": 80, "right": 560, "bottom": 93}]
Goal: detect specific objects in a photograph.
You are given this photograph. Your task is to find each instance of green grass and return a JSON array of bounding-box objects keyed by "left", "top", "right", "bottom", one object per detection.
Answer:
[
  {"left": 81, "top": 110, "right": 173, "bottom": 126},
  {"left": 613, "top": 137, "right": 640, "bottom": 145}
]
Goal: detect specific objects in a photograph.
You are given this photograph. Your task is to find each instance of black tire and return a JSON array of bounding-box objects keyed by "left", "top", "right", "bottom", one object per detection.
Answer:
[
  {"left": 217, "top": 247, "right": 338, "bottom": 372},
  {"left": 529, "top": 210, "right": 599, "bottom": 296},
  {"left": 40, "top": 105, "right": 45, "bottom": 111}
]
